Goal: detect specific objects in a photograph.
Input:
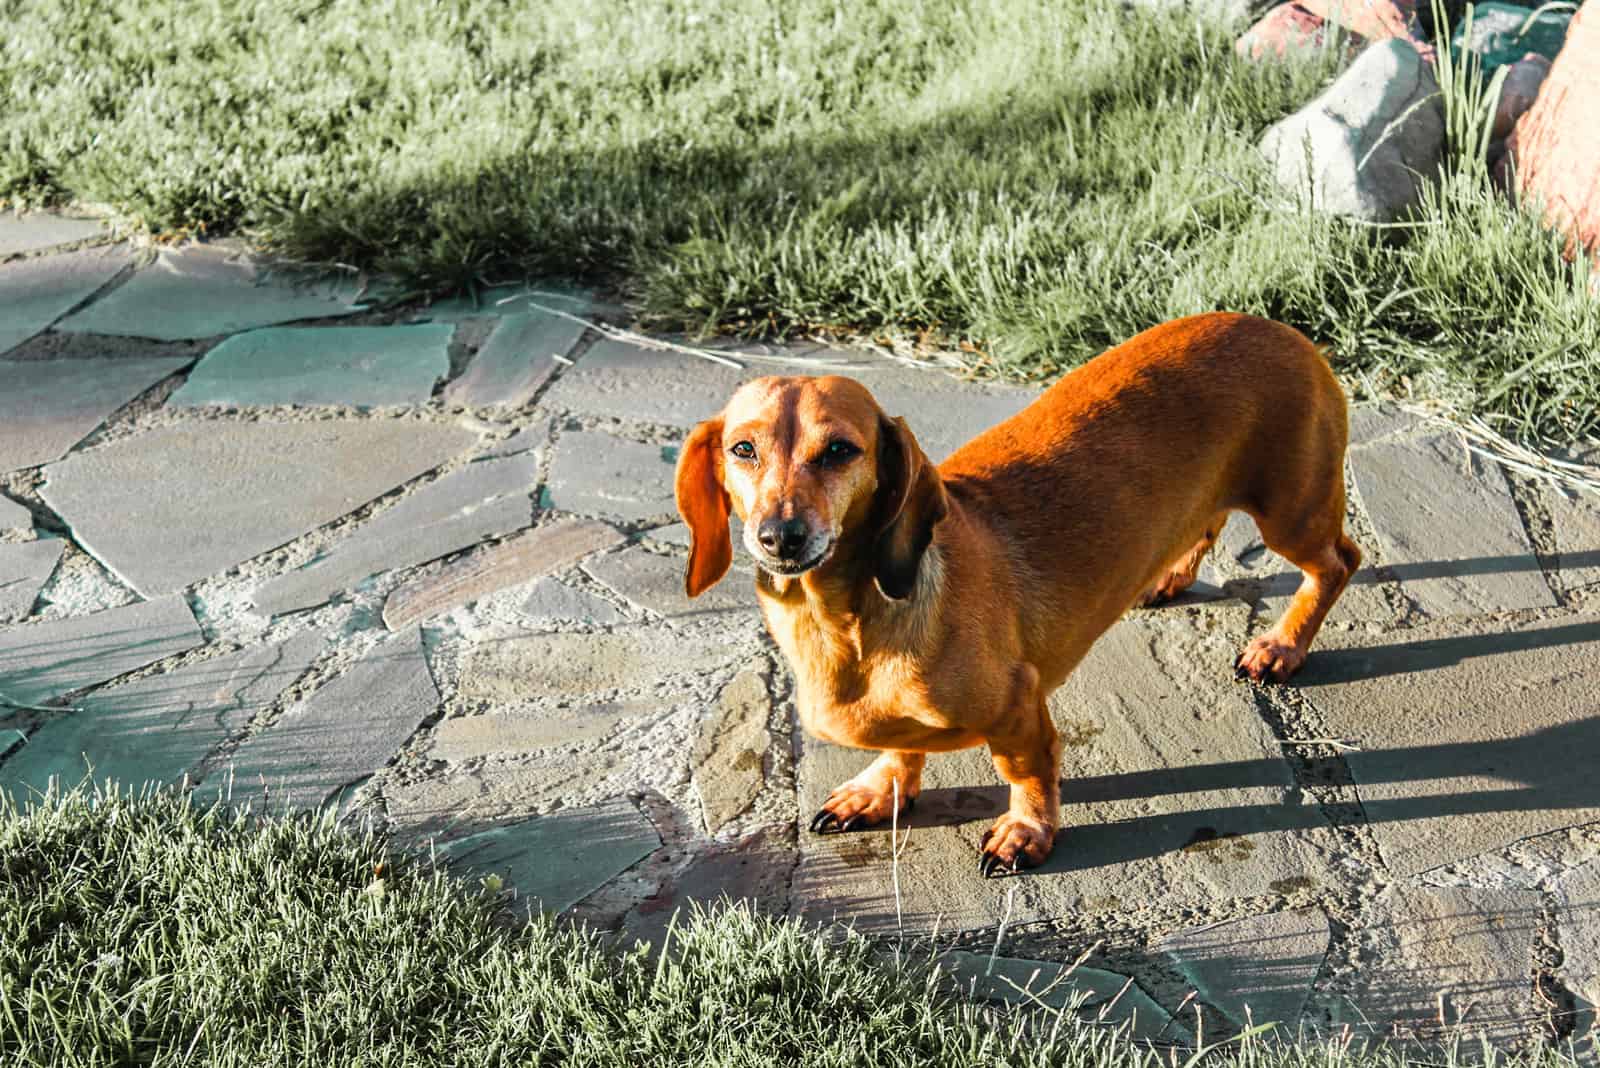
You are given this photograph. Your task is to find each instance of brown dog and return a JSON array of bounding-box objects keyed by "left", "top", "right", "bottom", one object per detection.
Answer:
[{"left": 674, "top": 312, "right": 1359, "bottom": 874}]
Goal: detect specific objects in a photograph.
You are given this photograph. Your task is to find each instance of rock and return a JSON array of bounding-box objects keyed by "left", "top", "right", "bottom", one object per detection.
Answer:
[
  {"left": 938, "top": 951, "right": 1174, "bottom": 1042},
  {"left": 0, "top": 495, "right": 31, "bottom": 531},
  {"left": 1259, "top": 40, "right": 1445, "bottom": 223},
  {"left": 0, "top": 539, "right": 64, "bottom": 622},
  {"left": 168, "top": 324, "right": 453, "bottom": 408},
  {"left": 0, "top": 595, "right": 202, "bottom": 707},
  {"left": 0, "top": 214, "right": 104, "bottom": 258},
  {"left": 381, "top": 518, "right": 623, "bottom": 629},
  {"left": 1454, "top": 2, "right": 1572, "bottom": 73},
  {"left": 458, "top": 626, "right": 744, "bottom": 705},
  {"left": 1492, "top": 54, "right": 1552, "bottom": 140},
  {"left": 1538, "top": 463, "right": 1600, "bottom": 592},
  {"left": 57, "top": 244, "right": 362, "bottom": 340},
  {"left": 0, "top": 356, "right": 190, "bottom": 474},
  {"left": 1553, "top": 860, "right": 1600, "bottom": 1033},
  {"left": 384, "top": 761, "right": 588, "bottom": 838},
  {"left": 546, "top": 431, "right": 680, "bottom": 522},
  {"left": 1295, "top": 612, "right": 1600, "bottom": 876},
  {"left": 520, "top": 577, "right": 625, "bottom": 625},
  {"left": 426, "top": 703, "right": 652, "bottom": 762},
  {"left": 1236, "top": 4, "right": 1333, "bottom": 60},
  {"left": 692, "top": 665, "right": 773, "bottom": 834},
  {"left": 252, "top": 452, "right": 538, "bottom": 616},
  {"left": 0, "top": 248, "right": 129, "bottom": 357},
  {"left": 211, "top": 628, "right": 438, "bottom": 810},
  {"left": 1349, "top": 432, "right": 1554, "bottom": 615},
  {"left": 443, "top": 312, "right": 586, "bottom": 408},
  {"left": 1157, "top": 909, "right": 1332, "bottom": 1031},
  {"left": 622, "top": 827, "right": 796, "bottom": 952},
  {"left": 1, "top": 632, "right": 323, "bottom": 802},
  {"left": 39, "top": 420, "right": 477, "bottom": 596},
  {"left": 1506, "top": 1, "right": 1600, "bottom": 266},
  {"left": 1347, "top": 401, "right": 1424, "bottom": 446},
  {"left": 483, "top": 420, "right": 550, "bottom": 460},
  {"left": 582, "top": 545, "right": 757, "bottom": 621},
  {"left": 1213, "top": 506, "right": 1391, "bottom": 623},
  {"left": 1298, "top": 0, "right": 1434, "bottom": 57}
]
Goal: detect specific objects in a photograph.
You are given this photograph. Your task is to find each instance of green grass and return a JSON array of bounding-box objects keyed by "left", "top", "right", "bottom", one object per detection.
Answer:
[{"left": 2, "top": 0, "right": 1596, "bottom": 444}]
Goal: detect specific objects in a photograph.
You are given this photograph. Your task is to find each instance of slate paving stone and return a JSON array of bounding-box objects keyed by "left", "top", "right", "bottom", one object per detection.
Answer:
[
  {"left": 1342, "top": 886, "right": 1540, "bottom": 1048},
  {"left": 546, "top": 430, "right": 679, "bottom": 522},
  {"left": 0, "top": 356, "right": 191, "bottom": 474},
  {"left": 434, "top": 798, "right": 660, "bottom": 916},
  {"left": 57, "top": 244, "right": 362, "bottom": 340},
  {"left": 1214, "top": 509, "right": 1392, "bottom": 623},
  {"left": 213, "top": 628, "right": 437, "bottom": 810},
  {"left": 382, "top": 517, "right": 623, "bottom": 630},
  {"left": 1539, "top": 473, "right": 1600, "bottom": 592},
  {"left": 0, "top": 247, "right": 129, "bottom": 356},
  {"left": 443, "top": 312, "right": 585, "bottom": 408},
  {"left": 1156, "top": 908, "right": 1331, "bottom": 1031},
  {"left": 624, "top": 826, "right": 795, "bottom": 951},
  {"left": 169, "top": 324, "right": 452, "bottom": 408},
  {"left": 0, "top": 213, "right": 104, "bottom": 258},
  {"left": 384, "top": 760, "right": 586, "bottom": 839},
  {"left": 0, "top": 495, "right": 31, "bottom": 531},
  {"left": 1351, "top": 433, "right": 1555, "bottom": 615},
  {"left": 793, "top": 610, "right": 1336, "bottom": 935},
  {"left": 425, "top": 703, "right": 653, "bottom": 762},
  {"left": 1, "top": 631, "right": 323, "bottom": 802},
  {"left": 692, "top": 665, "right": 772, "bottom": 834},
  {"left": 0, "top": 539, "right": 65, "bottom": 622},
  {"left": 40, "top": 420, "right": 477, "bottom": 596},
  {"left": 458, "top": 626, "right": 746, "bottom": 705},
  {"left": 1347, "top": 403, "right": 1423, "bottom": 447},
  {"left": 582, "top": 544, "right": 757, "bottom": 621},
  {"left": 1553, "top": 859, "right": 1600, "bottom": 1034},
  {"left": 483, "top": 419, "right": 549, "bottom": 460},
  {"left": 0, "top": 595, "right": 202, "bottom": 707},
  {"left": 938, "top": 951, "right": 1174, "bottom": 1042},
  {"left": 1295, "top": 612, "right": 1600, "bottom": 876},
  {"left": 520, "top": 577, "right": 624, "bottom": 625},
  {"left": 252, "top": 452, "right": 538, "bottom": 616}
]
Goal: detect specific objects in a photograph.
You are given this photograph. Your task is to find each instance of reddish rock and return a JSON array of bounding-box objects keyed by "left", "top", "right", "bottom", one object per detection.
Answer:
[
  {"left": 1298, "top": 0, "right": 1436, "bottom": 59},
  {"left": 1237, "top": 3, "right": 1329, "bottom": 59}
]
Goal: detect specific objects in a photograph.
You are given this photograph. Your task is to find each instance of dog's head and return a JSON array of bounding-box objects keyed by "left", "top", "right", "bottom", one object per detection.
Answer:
[{"left": 674, "top": 375, "right": 948, "bottom": 600}]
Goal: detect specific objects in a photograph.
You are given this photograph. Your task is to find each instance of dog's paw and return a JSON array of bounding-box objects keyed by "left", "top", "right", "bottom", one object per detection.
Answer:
[
  {"left": 808, "top": 784, "right": 914, "bottom": 834},
  {"left": 1234, "top": 636, "right": 1305, "bottom": 683},
  {"left": 977, "top": 814, "right": 1055, "bottom": 877}
]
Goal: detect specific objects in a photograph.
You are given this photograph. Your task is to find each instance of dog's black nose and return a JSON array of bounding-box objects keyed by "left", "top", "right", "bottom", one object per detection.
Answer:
[{"left": 758, "top": 517, "right": 811, "bottom": 560}]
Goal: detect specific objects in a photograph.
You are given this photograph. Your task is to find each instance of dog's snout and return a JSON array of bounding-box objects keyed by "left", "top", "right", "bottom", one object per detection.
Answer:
[{"left": 758, "top": 517, "right": 811, "bottom": 560}]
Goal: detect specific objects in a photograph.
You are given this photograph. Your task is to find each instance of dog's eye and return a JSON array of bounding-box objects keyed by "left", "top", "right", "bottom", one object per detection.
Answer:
[
  {"left": 820, "top": 440, "right": 860, "bottom": 464},
  {"left": 729, "top": 441, "right": 758, "bottom": 461}
]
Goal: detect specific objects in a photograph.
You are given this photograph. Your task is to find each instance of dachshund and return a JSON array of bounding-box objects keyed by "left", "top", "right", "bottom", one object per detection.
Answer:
[{"left": 674, "top": 312, "right": 1360, "bottom": 874}]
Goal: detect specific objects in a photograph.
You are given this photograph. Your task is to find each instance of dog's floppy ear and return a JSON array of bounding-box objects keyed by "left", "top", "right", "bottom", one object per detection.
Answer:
[
  {"left": 872, "top": 415, "right": 948, "bottom": 600},
  {"left": 675, "top": 417, "right": 733, "bottom": 598}
]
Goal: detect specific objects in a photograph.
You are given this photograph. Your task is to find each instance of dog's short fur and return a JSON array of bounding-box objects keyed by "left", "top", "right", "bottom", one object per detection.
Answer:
[{"left": 675, "top": 312, "right": 1359, "bottom": 873}]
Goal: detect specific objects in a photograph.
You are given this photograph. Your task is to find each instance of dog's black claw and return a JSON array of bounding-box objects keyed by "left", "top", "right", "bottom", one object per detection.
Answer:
[
  {"left": 809, "top": 811, "right": 840, "bottom": 834},
  {"left": 981, "top": 852, "right": 1007, "bottom": 879},
  {"left": 979, "top": 828, "right": 994, "bottom": 848},
  {"left": 839, "top": 815, "right": 862, "bottom": 833},
  {"left": 1233, "top": 656, "right": 1249, "bottom": 681}
]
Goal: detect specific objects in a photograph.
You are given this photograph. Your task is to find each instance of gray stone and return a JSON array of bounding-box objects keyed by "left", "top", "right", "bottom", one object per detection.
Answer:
[
  {"left": 58, "top": 244, "right": 362, "bottom": 340},
  {"left": 542, "top": 338, "right": 1039, "bottom": 462},
  {"left": 793, "top": 610, "right": 1336, "bottom": 935},
  {"left": 583, "top": 545, "right": 757, "bottom": 620},
  {"left": 0, "top": 595, "right": 202, "bottom": 707},
  {"left": 0, "top": 539, "right": 64, "bottom": 622},
  {"left": 214, "top": 627, "right": 438, "bottom": 810},
  {"left": 384, "top": 760, "right": 587, "bottom": 838},
  {"left": 1214, "top": 507, "right": 1391, "bottom": 623},
  {"left": 1157, "top": 908, "right": 1331, "bottom": 1031},
  {"left": 546, "top": 430, "right": 678, "bottom": 522},
  {"left": 0, "top": 495, "right": 30, "bottom": 531},
  {"left": 382, "top": 518, "right": 623, "bottom": 630},
  {"left": 1259, "top": 40, "right": 1444, "bottom": 223},
  {"left": 426, "top": 703, "right": 652, "bottom": 762},
  {"left": 1351, "top": 432, "right": 1555, "bottom": 615},
  {"left": 459, "top": 626, "right": 745, "bottom": 704},
  {"left": 0, "top": 356, "right": 190, "bottom": 473},
  {"left": 1554, "top": 860, "right": 1600, "bottom": 1033},
  {"left": 938, "top": 951, "right": 1173, "bottom": 1042},
  {"left": 40, "top": 420, "right": 477, "bottom": 596},
  {"left": 692, "top": 665, "right": 773, "bottom": 834},
  {"left": 435, "top": 799, "right": 660, "bottom": 915},
  {"left": 1, "top": 632, "right": 323, "bottom": 802},
  {"left": 623, "top": 826, "right": 796, "bottom": 951},
  {"left": 1296, "top": 612, "right": 1600, "bottom": 876},
  {"left": 1540, "top": 478, "right": 1600, "bottom": 592},
  {"left": 169, "top": 325, "right": 452, "bottom": 408},
  {"left": 0, "top": 248, "right": 129, "bottom": 356},
  {"left": 0, "top": 214, "right": 104, "bottom": 258},
  {"left": 1348, "top": 403, "right": 1423, "bottom": 447},
  {"left": 252, "top": 452, "right": 538, "bottom": 616},
  {"left": 1342, "top": 886, "right": 1539, "bottom": 1048},
  {"left": 520, "top": 577, "right": 624, "bottom": 625},
  {"left": 444, "top": 312, "right": 585, "bottom": 408},
  {"left": 483, "top": 420, "right": 549, "bottom": 460}
]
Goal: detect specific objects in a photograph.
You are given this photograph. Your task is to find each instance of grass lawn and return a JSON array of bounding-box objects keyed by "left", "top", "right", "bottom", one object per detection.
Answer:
[{"left": 1, "top": 0, "right": 1596, "bottom": 444}]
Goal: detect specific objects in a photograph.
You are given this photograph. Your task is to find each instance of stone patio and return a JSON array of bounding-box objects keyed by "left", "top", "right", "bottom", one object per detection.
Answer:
[{"left": 3, "top": 216, "right": 1600, "bottom": 1055}]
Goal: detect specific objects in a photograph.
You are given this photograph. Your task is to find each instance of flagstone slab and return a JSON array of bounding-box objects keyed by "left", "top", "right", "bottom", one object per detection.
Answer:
[
  {"left": 483, "top": 419, "right": 549, "bottom": 460},
  {"left": 521, "top": 577, "right": 625, "bottom": 624},
  {"left": 57, "top": 245, "right": 362, "bottom": 340},
  {"left": 1350, "top": 433, "right": 1555, "bottom": 616},
  {"left": 169, "top": 324, "right": 452, "bottom": 408},
  {"left": 1214, "top": 508, "right": 1392, "bottom": 623},
  {"left": 693, "top": 665, "right": 772, "bottom": 834},
  {"left": 444, "top": 312, "right": 585, "bottom": 408},
  {"left": 1539, "top": 471, "right": 1600, "bottom": 591},
  {"left": 0, "top": 595, "right": 202, "bottom": 707},
  {"left": 0, "top": 495, "right": 31, "bottom": 531},
  {"left": 1156, "top": 908, "right": 1331, "bottom": 1031},
  {"left": 546, "top": 430, "right": 679, "bottom": 522},
  {"left": 0, "top": 248, "right": 129, "bottom": 356},
  {"left": 1295, "top": 612, "right": 1600, "bottom": 876},
  {"left": 1, "top": 631, "right": 323, "bottom": 802},
  {"left": 253, "top": 452, "right": 538, "bottom": 616},
  {"left": 435, "top": 799, "right": 660, "bottom": 915},
  {"left": 940, "top": 951, "right": 1174, "bottom": 1042},
  {"left": 1341, "top": 886, "right": 1539, "bottom": 1048},
  {"left": 582, "top": 544, "right": 756, "bottom": 621},
  {"left": 623, "top": 826, "right": 796, "bottom": 951},
  {"left": 382, "top": 518, "right": 623, "bottom": 630},
  {"left": 0, "top": 539, "right": 64, "bottom": 622},
  {"left": 793, "top": 609, "right": 1336, "bottom": 935},
  {"left": 214, "top": 628, "right": 437, "bottom": 810},
  {"left": 40, "top": 420, "right": 477, "bottom": 596},
  {"left": 0, "top": 356, "right": 190, "bottom": 474},
  {"left": 0, "top": 214, "right": 105, "bottom": 258},
  {"left": 425, "top": 703, "right": 653, "bottom": 762},
  {"left": 457, "top": 626, "right": 746, "bottom": 705},
  {"left": 1553, "top": 860, "right": 1600, "bottom": 1031}
]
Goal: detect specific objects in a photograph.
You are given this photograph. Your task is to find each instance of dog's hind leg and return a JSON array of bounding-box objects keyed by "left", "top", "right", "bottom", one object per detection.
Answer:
[{"left": 1138, "top": 511, "right": 1227, "bottom": 607}]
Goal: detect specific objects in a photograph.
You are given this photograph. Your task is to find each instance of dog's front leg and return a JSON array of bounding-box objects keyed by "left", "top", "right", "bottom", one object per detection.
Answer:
[
  {"left": 979, "top": 664, "right": 1061, "bottom": 876},
  {"left": 809, "top": 751, "right": 924, "bottom": 833}
]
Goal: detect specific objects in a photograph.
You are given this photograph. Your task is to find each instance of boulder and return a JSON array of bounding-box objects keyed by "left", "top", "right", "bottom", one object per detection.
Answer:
[
  {"left": 1260, "top": 39, "right": 1445, "bottom": 222},
  {"left": 1491, "top": 52, "right": 1551, "bottom": 140},
  {"left": 1237, "top": 3, "right": 1332, "bottom": 59},
  {"left": 1452, "top": 2, "right": 1573, "bottom": 75},
  {"left": 1298, "top": 0, "right": 1436, "bottom": 59}
]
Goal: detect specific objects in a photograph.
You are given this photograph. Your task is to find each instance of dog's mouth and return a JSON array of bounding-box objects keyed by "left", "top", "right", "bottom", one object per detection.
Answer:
[{"left": 753, "top": 539, "right": 835, "bottom": 577}]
